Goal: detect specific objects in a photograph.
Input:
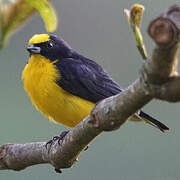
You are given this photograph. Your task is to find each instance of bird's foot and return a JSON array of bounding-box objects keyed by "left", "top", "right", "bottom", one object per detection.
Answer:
[
  {"left": 55, "top": 168, "right": 62, "bottom": 174},
  {"left": 45, "top": 130, "right": 89, "bottom": 152},
  {"left": 84, "top": 146, "right": 88, "bottom": 151},
  {"left": 45, "top": 130, "right": 69, "bottom": 150}
]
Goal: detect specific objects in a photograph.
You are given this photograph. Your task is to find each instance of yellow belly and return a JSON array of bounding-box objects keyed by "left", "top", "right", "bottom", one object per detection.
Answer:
[{"left": 22, "top": 55, "right": 94, "bottom": 127}]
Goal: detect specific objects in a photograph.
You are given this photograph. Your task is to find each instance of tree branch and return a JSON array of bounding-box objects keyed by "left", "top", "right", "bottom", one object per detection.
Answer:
[{"left": 0, "top": 3, "right": 180, "bottom": 173}]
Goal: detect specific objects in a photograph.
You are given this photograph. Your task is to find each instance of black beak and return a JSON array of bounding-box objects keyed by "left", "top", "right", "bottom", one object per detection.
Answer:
[{"left": 27, "top": 44, "right": 41, "bottom": 54}]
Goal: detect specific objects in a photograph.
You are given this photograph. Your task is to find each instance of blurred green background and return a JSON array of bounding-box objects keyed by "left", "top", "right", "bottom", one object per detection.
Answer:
[{"left": 0, "top": 0, "right": 180, "bottom": 180}]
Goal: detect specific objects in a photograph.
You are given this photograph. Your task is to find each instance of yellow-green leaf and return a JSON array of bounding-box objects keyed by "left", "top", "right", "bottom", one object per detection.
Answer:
[
  {"left": 130, "top": 4, "right": 144, "bottom": 28},
  {"left": 124, "top": 4, "right": 147, "bottom": 60},
  {"left": 25, "top": 0, "right": 57, "bottom": 32},
  {"left": 0, "top": 0, "right": 35, "bottom": 49},
  {"left": 0, "top": 0, "right": 57, "bottom": 49}
]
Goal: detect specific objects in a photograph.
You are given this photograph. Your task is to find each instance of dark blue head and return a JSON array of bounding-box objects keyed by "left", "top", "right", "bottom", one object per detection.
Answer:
[{"left": 27, "top": 34, "right": 73, "bottom": 61}]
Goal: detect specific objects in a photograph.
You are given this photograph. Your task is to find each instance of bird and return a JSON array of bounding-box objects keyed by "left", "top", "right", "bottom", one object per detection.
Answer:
[{"left": 22, "top": 33, "right": 169, "bottom": 136}]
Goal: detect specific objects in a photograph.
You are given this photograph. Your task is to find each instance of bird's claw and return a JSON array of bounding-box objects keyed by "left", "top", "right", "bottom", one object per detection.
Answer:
[
  {"left": 55, "top": 168, "right": 62, "bottom": 174},
  {"left": 45, "top": 130, "right": 69, "bottom": 151},
  {"left": 45, "top": 130, "right": 89, "bottom": 152},
  {"left": 84, "top": 145, "right": 88, "bottom": 151}
]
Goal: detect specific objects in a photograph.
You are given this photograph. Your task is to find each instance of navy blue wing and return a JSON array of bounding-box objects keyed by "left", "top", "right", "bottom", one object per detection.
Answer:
[
  {"left": 54, "top": 56, "right": 169, "bottom": 132},
  {"left": 55, "top": 57, "right": 122, "bottom": 103}
]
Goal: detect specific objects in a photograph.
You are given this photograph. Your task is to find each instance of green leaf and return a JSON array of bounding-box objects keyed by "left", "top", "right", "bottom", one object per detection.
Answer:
[
  {"left": 25, "top": 0, "right": 57, "bottom": 32},
  {"left": 124, "top": 4, "right": 147, "bottom": 60},
  {"left": 0, "top": 0, "right": 35, "bottom": 49},
  {"left": 0, "top": 0, "right": 57, "bottom": 49}
]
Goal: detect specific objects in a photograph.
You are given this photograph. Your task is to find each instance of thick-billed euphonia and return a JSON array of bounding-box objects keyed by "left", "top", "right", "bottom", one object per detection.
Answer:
[{"left": 22, "top": 34, "right": 169, "bottom": 132}]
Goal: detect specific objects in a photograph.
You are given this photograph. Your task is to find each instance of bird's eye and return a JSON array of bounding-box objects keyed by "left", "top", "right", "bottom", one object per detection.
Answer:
[{"left": 47, "top": 42, "right": 53, "bottom": 48}]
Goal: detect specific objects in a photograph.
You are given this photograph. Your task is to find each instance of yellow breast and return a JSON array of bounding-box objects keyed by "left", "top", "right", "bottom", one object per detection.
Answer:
[{"left": 22, "top": 55, "right": 94, "bottom": 127}]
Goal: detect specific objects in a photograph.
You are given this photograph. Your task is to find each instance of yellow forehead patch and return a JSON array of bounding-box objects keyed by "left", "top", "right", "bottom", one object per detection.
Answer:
[{"left": 28, "top": 34, "right": 50, "bottom": 45}]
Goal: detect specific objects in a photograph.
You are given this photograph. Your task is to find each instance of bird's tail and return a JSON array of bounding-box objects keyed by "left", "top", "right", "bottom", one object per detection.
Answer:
[{"left": 137, "top": 111, "right": 169, "bottom": 132}]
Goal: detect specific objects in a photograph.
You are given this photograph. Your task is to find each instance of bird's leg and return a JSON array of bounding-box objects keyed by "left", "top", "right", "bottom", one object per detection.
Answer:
[
  {"left": 84, "top": 145, "right": 88, "bottom": 151},
  {"left": 45, "top": 130, "right": 69, "bottom": 150},
  {"left": 58, "top": 131, "right": 89, "bottom": 151},
  {"left": 57, "top": 130, "right": 69, "bottom": 145},
  {"left": 45, "top": 130, "right": 89, "bottom": 151}
]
